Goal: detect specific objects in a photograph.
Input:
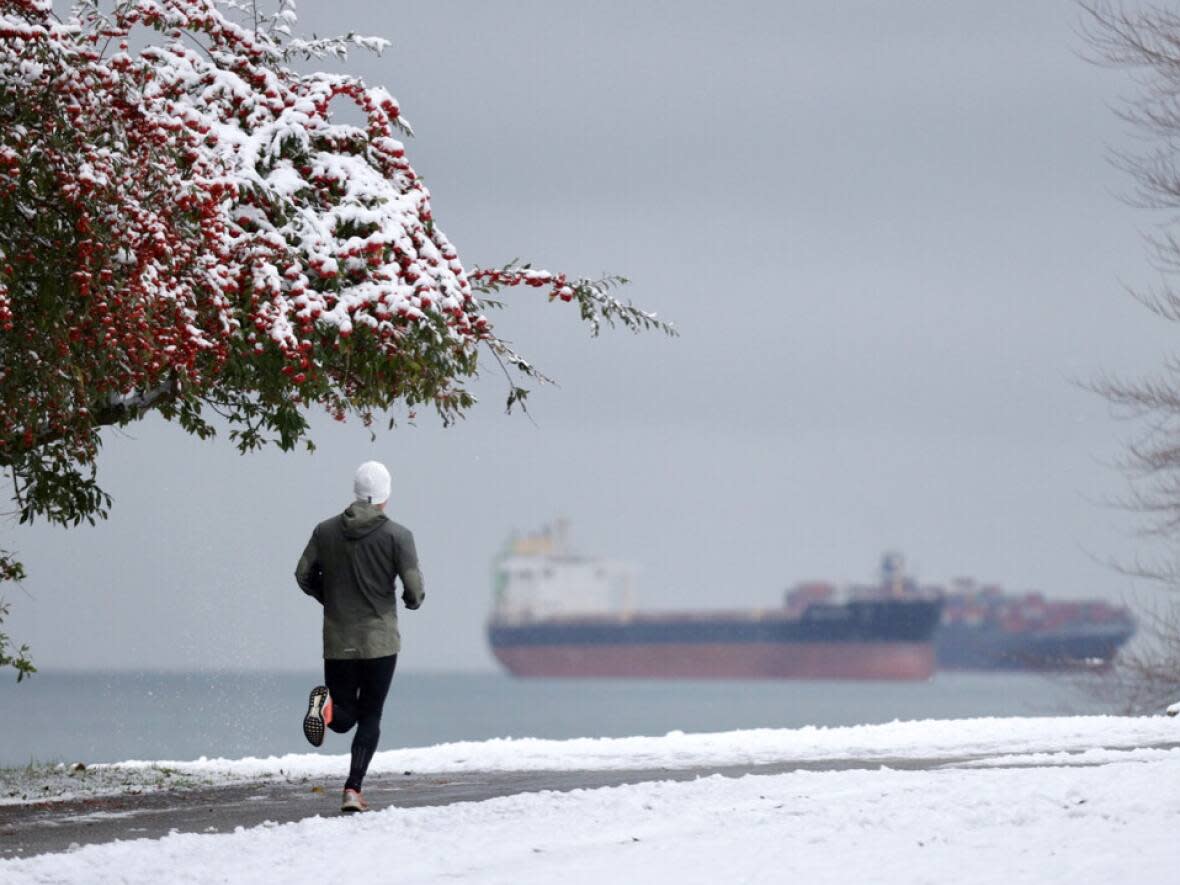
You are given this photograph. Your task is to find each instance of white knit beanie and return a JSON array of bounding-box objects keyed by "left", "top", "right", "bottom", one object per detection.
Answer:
[{"left": 353, "top": 461, "right": 391, "bottom": 505}]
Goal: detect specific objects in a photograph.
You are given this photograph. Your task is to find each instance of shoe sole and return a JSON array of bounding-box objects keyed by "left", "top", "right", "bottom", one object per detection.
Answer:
[{"left": 303, "top": 686, "right": 329, "bottom": 747}]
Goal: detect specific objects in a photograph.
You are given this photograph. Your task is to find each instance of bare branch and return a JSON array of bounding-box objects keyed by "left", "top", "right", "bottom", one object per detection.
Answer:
[{"left": 1082, "top": 0, "right": 1180, "bottom": 710}]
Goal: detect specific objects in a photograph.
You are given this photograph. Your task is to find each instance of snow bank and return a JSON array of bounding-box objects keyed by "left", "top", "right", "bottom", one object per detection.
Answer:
[
  {"left": 112, "top": 714, "right": 1180, "bottom": 781},
  {"left": 5, "top": 753, "right": 1180, "bottom": 884}
]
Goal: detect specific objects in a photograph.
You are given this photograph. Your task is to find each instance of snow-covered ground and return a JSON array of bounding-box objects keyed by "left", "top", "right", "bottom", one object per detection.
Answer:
[{"left": 3, "top": 715, "right": 1179, "bottom": 883}]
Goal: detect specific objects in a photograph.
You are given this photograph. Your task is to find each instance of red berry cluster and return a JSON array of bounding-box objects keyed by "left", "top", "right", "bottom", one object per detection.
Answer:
[
  {"left": 0, "top": 0, "right": 602, "bottom": 466},
  {"left": 0, "top": 0, "right": 497, "bottom": 453},
  {"left": 468, "top": 267, "right": 577, "bottom": 303}
]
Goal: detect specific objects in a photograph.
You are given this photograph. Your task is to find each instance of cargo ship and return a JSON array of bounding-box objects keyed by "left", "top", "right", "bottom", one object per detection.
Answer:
[
  {"left": 486, "top": 526, "right": 942, "bottom": 680},
  {"left": 935, "top": 580, "right": 1135, "bottom": 671}
]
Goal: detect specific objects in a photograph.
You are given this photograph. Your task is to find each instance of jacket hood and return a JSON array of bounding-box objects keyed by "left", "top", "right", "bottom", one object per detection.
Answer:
[{"left": 341, "top": 500, "right": 388, "bottom": 539}]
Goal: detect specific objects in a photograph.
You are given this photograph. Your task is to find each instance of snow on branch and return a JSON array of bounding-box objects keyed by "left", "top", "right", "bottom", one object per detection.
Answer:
[
  {"left": 469, "top": 263, "right": 677, "bottom": 338},
  {"left": 0, "top": 0, "right": 670, "bottom": 525}
]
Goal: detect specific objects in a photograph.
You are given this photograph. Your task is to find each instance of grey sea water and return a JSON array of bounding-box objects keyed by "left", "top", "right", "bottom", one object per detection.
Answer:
[{"left": 0, "top": 669, "right": 1111, "bottom": 769}]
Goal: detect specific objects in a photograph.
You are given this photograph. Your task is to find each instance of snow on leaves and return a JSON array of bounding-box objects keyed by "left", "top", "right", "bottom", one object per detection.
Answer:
[
  {"left": 0, "top": 0, "right": 476, "bottom": 464},
  {"left": 0, "top": 0, "right": 672, "bottom": 532}
]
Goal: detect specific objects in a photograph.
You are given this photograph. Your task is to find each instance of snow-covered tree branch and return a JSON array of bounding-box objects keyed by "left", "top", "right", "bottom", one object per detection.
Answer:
[{"left": 0, "top": 0, "right": 674, "bottom": 677}]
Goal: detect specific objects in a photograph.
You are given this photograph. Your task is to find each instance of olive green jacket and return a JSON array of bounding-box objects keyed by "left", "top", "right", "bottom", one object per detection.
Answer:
[{"left": 295, "top": 501, "right": 425, "bottom": 659}]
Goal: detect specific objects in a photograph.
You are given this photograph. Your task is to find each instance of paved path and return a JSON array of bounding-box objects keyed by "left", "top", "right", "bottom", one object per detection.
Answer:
[{"left": 3, "top": 745, "right": 1176, "bottom": 860}]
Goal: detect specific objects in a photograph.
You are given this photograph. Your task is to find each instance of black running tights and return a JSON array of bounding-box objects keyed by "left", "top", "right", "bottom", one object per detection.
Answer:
[{"left": 324, "top": 654, "right": 397, "bottom": 791}]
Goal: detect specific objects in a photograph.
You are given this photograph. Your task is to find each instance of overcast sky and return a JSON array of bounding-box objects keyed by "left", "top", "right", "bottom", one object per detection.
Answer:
[{"left": 5, "top": 0, "right": 1176, "bottom": 672}]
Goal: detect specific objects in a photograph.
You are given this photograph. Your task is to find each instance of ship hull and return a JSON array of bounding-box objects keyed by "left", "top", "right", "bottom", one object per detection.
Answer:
[
  {"left": 491, "top": 640, "right": 935, "bottom": 680},
  {"left": 488, "top": 599, "right": 941, "bottom": 681},
  {"left": 936, "top": 623, "right": 1135, "bottom": 671}
]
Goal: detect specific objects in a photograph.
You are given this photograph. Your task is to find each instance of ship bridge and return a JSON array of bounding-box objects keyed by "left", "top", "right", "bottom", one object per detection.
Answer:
[{"left": 491, "top": 523, "right": 636, "bottom": 623}]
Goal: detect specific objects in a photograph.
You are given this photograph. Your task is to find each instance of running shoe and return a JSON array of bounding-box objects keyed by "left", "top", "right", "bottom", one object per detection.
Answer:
[
  {"left": 341, "top": 788, "right": 369, "bottom": 813},
  {"left": 302, "top": 685, "right": 332, "bottom": 747}
]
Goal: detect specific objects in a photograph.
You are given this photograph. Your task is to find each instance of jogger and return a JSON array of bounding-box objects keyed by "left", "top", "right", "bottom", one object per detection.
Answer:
[{"left": 296, "top": 460, "right": 424, "bottom": 812}]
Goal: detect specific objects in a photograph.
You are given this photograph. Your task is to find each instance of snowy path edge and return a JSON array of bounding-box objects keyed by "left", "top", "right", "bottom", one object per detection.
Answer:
[{"left": 4, "top": 713, "right": 1177, "bottom": 808}]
